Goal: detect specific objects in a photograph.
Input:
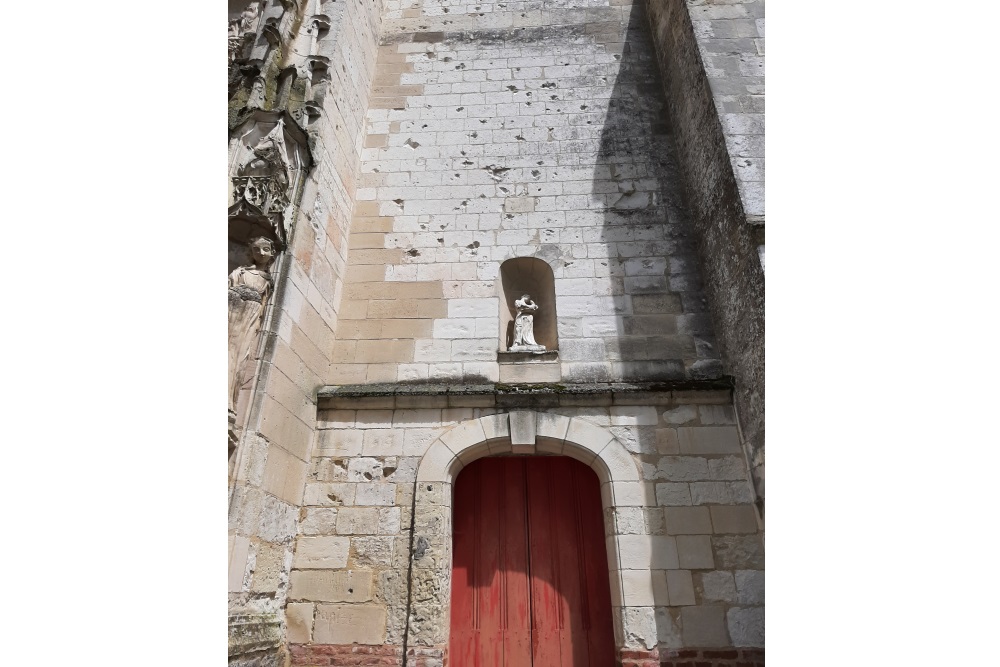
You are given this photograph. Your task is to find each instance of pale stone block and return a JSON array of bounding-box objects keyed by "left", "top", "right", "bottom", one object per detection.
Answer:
[
  {"left": 317, "top": 409, "right": 355, "bottom": 429},
  {"left": 710, "top": 505, "right": 759, "bottom": 534},
  {"left": 316, "top": 429, "right": 363, "bottom": 456},
  {"left": 448, "top": 297, "right": 498, "bottom": 318},
  {"left": 290, "top": 569, "right": 374, "bottom": 603},
  {"left": 664, "top": 506, "right": 713, "bottom": 534},
  {"left": 666, "top": 569, "right": 696, "bottom": 606},
  {"left": 362, "top": 429, "right": 405, "bottom": 456},
  {"left": 393, "top": 409, "right": 442, "bottom": 428},
  {"left": 727, "top": 606, "right": 764, "bottom": 647},
  {"left": 655, "top": 607, "right": 683, "bottom": 645},
  {"left": 456, "top": 440, "right": 491, "bottom": 466},
  {"left": 509, "top": 410, "right": 536, "bottom": 449},
  {"left": 680, "top": 605, "right": 729, "bottom": 647},
  {"left": 416, "top": 440, "right": 461, "bottom": 482},
  {"left": 699, "top": 571, "right": 737, "bottom": 603},
  {"left": 655, "top": 428, "right": 680, "bottom": 454},
  {"left": 656, "top": 456, "right": 710, "bottom": 481},
  {"left": 535, "top": 412, "right": 570, "bottom": 450},
  {"left": 355, "top": 409, "right": 395, "bottom": 429},
  {"left": 690, "top": 481, "right": 755, "bottom": 505},
  {"left": 336, "top": 507, "right": 380, "bottom": 534},
  {"left": 611, "top": 481, "right": 653, "bottom": 507},
  {"left": 677, "top": 426, "right": 742, "bottom": 454},
  {"left": 565, "top": 418, "right": 614, "bottom": 462},
  {"left": 378, "top": 507, "right": 402, "bottom": 535},
  {"left": 656, "top": 483, "right": 692, "bottom": 506},
  {"left": 229, "top": 534, "right": 250, "bottom": 592},
  {"left": 292, "top": 536, "right": 350, "bottom": 569},
  {"left": 610, "top": 406, "right": 659, "bottom": 426},
  {"left": 439, "top": 418, "right": 488, "bottom": 453},
  {"left": 348, "top": 458, "right": 384, "bottom": 482},
  {"left": 499, "top": 361, "right": 561, "bottom": 383},
  {"left": 303, "top": 483, "right": 355, "bottom": 507},
  {"left": 480, "top": 413, "right": 510, "bottom": 442},
  {"left": 403, "top": 428, "right": 439, "bottom": 456},
  {"left": 662, "top": 405, "right": 697, "bottom": 424},
  {"left": 355, "top": 483, "right": 397, "bottom": 506},
  {"left": 707, "top": 456, "right": 748, "bottom": 481},
  {"left": 735, "top": 570, "right": 764, "bottom": 605},
  {"left": 597, "top": 439, "right": 641, "bottom": 483},
  {"left": 314, "top": 604, "right": 386, "bottom": 645},
  {"left": 619, "top": 606, "right": 658, "bottom": 651},
  {"left": 285, "top": 602, "right": 313, "bottom": 643},
  {"left": 617, "top": 535, "right": 678, "bottom": 570},
  {"left": 300, "top": 508, "right": 338, "bottom": 535},
  {"left": 675, "top": 535, "right": 714, "bottom": 569},
  {"left": 620, "top": 569, "right": 657, "bottom": 606}
]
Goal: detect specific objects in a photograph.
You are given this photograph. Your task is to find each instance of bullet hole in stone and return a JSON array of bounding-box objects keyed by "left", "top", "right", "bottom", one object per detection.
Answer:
[
  {"left": 443, "top": 7, "right": 449, "bottom": 12},
  {"left": 470, "top": 131, "right": 478, "bottom": 138},
  {"left": 437, "top": 238, "right": 444, "bottom": 244},
  {"left": 422, "top": 124, "right": 428, "bottom": 128},
  {"left": 467, "top": 241, "right": 480, "bottom": 249},
  {"left": 515, "top": 67, "right": 521, "bottom": 71},
  {"left": 373, "top": 168, "right": 380, "bottom": 173},
  {"left": 393, "top": 199, "right": 404, "bottom": 208},
  {"left": 526, "top": 102, "right": 532, "bottom": 106},
  {"left": 462, "top": 160, "right": 474, "bottom": 165},
  {"left": 427, "top": 485, "right": 432, "bottom": 491},
  {"left": 480, "top": 119, "right": 487, "bottom": 124},
  {"left": 383, "top": 465, "right": 396, "bottom": 477},
  {"left": 404, "top": 137, "right": 420, "bottom": 149},
  {"left": 580, "top": 104, "right": 589, "bottom": 110},
  {"left": 454, "top": 62, "right": 464, "bottom": 69},
  {"left": 460, "top": 150, "right": 467, "bottom": 156},
  {"left": 479, "top": 194, "right": 486, "bottom": 198},
  {"left": 457, "top": 107, "right": 464, "bottom": 111},
  {"left": 348, "top": 588, "right": 354, "bottom": 594},
  {"left": 541, "top": 82, "right": 556, "bottom": 89},
  {"left": 363, "top": 471, "right": 374, "bottom": 481},
  {"left": 587, "top": 121, "right": 592, "bottom": 124},
  {"left": 507, "top": 85, "right": 518, "bottom": 92},
  {"left": 526, "top": 92, "right": 532, "bottom": 96},
  {"left": 327, "top": 493, "right": 341, "bottom": 503},
  {"left": 531, "top": 170, "right": 541, "bottom": 177},
  {"left": 442, "top": 56, "right": 452, "bottom": 62},
  {"left": 537, "top": 161, "right": 544, "bottom": 165},
  {"left": 550, "top": 95, "right": 558, "bottom": 100},
  {"left": 515, "top": 134, "right": 525, "bottom": 141},
  {"left": 406, "top": 248, "right": 420, "bottom": 257},
  {"left": 505, "top": 214, "right": 514, "bottom": 219},
  {"left": 455, "top": 173, "right": 461, "bottom": 178}
]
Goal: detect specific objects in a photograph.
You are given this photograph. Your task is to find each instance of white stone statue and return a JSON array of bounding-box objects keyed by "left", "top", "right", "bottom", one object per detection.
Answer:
[
  {"left": 228, "top": 236, "right": 276, "bottom": 416},
  {"left": 511, "top": 294, "right": 545, "bottom": 352}
]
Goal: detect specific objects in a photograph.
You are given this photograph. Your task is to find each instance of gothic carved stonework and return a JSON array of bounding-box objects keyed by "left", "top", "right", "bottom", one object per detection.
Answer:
[
  {"left": 229, "top": 1, "right": 262, "bottom": 63},
  {"left": 229, "top": 110, "right": 312, "bottom": 250},
  {"left": 228, "top": 237, "right": 276, "bottom": 418}
]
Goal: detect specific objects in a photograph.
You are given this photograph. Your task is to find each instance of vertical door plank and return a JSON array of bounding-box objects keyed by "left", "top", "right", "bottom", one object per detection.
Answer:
[{"left": 501, "top": 458, "right": 532, "bottom": 664}]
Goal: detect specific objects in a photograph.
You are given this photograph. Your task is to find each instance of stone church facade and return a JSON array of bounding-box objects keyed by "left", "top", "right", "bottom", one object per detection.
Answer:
[{"left": 227, "top": 0, "right": 764, "bottom": 665}]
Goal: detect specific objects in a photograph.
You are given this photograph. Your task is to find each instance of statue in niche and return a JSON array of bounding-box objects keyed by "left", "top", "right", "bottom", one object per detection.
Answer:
[
  {"left": 229, "top": 2, "right": 261, "bottom": 62},
  {"left": 511, "top": 294, "right": 545, "bottom": 352},
  {"left": 228, "top": 236, "right": 276, "bottom": 417}
]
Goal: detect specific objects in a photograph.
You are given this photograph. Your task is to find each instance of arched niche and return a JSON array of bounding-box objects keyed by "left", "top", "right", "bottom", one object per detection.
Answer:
[{"left": 498, "top": 257, "right": 558, "bottom": 352}]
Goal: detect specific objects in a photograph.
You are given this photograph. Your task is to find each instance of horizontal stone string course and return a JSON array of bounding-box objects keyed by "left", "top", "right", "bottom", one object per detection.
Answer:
[{"left": 289, "top": 644, "right": 446, "bottom": 667}]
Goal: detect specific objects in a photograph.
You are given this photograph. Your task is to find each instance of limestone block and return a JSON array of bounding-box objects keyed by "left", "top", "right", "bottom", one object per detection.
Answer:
[
  {"left": 416, "top": 440, "right": 461, "bottom": 482},
  {"left": 348, "top": 457, "right": 385, "bottom": 482},
  {"left": 735, "top": 570, "right": 765, "bottom": 605},
  {"left": 677, "top": 426, "right": 742, "bottom": 454},
  {"left": 655, "top": 607, "right": 683, "bottom": 645},
  {"left": 662, "top": 405, "right": 698, "bottom": 425},
  {"left": 620, "top": 606, "right": 658, "bottom": 650},
  {"left": 680, "top": 605, "right": 729, "bottom": 647},
  {"left": 610, "top": 406, "right": 659, "bottom": 426},
  {"left": 727, "top": 606, "right": 764, "bottom": 647},
  {"left": 456, "top": 440, "right": 491, "bottom": 467},
  {"left": 336, "top": 507, "right": 380, "bottom": 534},
  {"left": 292, "top": 536, "right": 350, "bottom": 569},
  {"left": 665, "top": 569, "right": 696, "bottom": 606},
  {"left": 617, "top": 535, "right": 679, "bottom": 570},
  {"left": 480, "top": 413, "right": 510, "bottom": 442},
  {"left": 699, "top": 405, "right": 736, "bottom": 424},
  {"left": 285, "top": 602, "right": 313, "bottom": 644},
  {"left": 535, "top": 412, "right": 570, "bottom": 452},
  {"left": 565, "top": 418, "right": 615, "bottom": 463},
  {"left": 228, "top": 534, "right": 250, "bottom": 593},
  {"left": 300, "top": 508, "right": 338, "bottom": 535},
  {"left": 355, "top": 483, "right": 398, "bottom": 506},
  {"left": 378, "top": 507, "right": 402, "bottom": 535},
  {"left": 713, "top": 535, "right": 765, "bottom": 569},
  {"left": 611, "top": 481, "right": 654, "bottom": 507},
  {"left": 676, "top": 535, "right": 714, "bottom": 569},
  {"left": 656, "top": 483, "right": 693, "bottom": 506},
  {"left": 656, "top": 456, "right": 710, "bottom": 482},
  {"left": 707, "top": 456, "right": 749, "bottom": 480},
  {"left": 509, "top": 410, "right": 536, "bottom": 452},
  {"left": 698, "top": 571, "right": 738, "bottom": 603},
  {"left": 439, "top": 419, "right": 487, "bottom": 454},
  {"left": 290, "top": 569, "right": 374, "bottom": 602},
  {"left": 314, "top": 604, "right": 386, "bottom": 645},
  {"left": 620, "top": 570, "right": 657, "bottom": 607},
  {"left": 303, "top": 483, "right": 355, "bottom": 507},
  {"left": 690, "top": 481, "right": 755, "bottom": 505},
  {"left": 350, "top": 536, "right": 394, "bottom": 568},
  {"left": 664, "top": 506, "right": 713, "bottom": 535},
  {"left": 655, "top": 428, "right": 680, "bottom": 454},
  {"left": 710, "top": 505, "right": 759, "bottom": 534},
  {"left": 316, "top": 429, "right": 363, "bottom": 456},
  {"left": 597, "top": 439, "right": 641, "bottom": 484},
  {"left": 362, "top": 429, "right": 405, "bottom": 456}
]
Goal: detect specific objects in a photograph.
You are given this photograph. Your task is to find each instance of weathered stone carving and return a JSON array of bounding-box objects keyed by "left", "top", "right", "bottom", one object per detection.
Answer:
[
  {"left": 228, "top": 2, "right": 262, "bottom": 63},
  {"left": 229, "top": 111, "right": 312, "bottom": 252},
  {"left": 228, "top": 236, "right": 276, "bottom": 417},
  {"left": 511, "top": 294, "right": 545, "bottom": 352}
]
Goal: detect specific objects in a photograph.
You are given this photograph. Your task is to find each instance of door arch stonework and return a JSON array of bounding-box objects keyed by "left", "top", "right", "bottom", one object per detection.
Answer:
[{"left": 407, "top": 411, "right": 655, "bottom": 659}]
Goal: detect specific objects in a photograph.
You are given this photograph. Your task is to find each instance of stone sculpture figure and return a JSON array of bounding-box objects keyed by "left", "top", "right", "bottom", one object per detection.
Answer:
[
  {"left": 228, "top": 236, "right": 276, "bottom": 417},
  {"left": 511, "top": 294, "right": 545, "bottom": 352}
]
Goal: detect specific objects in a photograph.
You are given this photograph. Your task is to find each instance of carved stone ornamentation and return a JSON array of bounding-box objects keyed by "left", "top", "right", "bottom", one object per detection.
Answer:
[
  {"left": 510, "top": 294, "right": 545, "bottom": 352},
  {"left": 228, "top": 1, "right": 262, "bottom": 63},
  {"left": 228, "top": 237, "right": 276, "bottom": 418},
  {"left": 228, "top": 111, "right": 312, "bottom": 252}
]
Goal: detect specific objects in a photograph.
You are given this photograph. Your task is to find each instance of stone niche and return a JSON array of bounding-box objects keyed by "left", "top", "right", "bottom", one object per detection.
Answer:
[{"left": 498, "top": 257, "right": 559, "bottom": 382}]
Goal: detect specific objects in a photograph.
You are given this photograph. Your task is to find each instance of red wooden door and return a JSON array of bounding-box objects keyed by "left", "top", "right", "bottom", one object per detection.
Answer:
[{"left": 450, "top": 456, "right": 615, "bottom": 667}]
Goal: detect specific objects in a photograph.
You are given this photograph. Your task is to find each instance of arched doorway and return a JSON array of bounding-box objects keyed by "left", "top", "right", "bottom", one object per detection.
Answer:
[{"left": 449, "top": 455, "right": 616, "bottom": 666}]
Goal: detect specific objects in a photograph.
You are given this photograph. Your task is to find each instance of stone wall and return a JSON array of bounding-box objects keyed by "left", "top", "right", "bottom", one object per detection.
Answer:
[
  {"left": 287, "top": 389, "right": 764, "bottom": 662},
  {"left": 643, "top": 0, "right": 765, "bottom": 505},
  {"left": 228, "top": 0, "right": 385, "bottom": 664},
  {"left": 330, "top": 0, "right": 726, "bottom": 388}
]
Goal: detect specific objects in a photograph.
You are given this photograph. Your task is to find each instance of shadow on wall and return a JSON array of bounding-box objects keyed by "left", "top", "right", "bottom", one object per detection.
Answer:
[{"left": 582, "top": 0, "right": 721, "bottom": 386}]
